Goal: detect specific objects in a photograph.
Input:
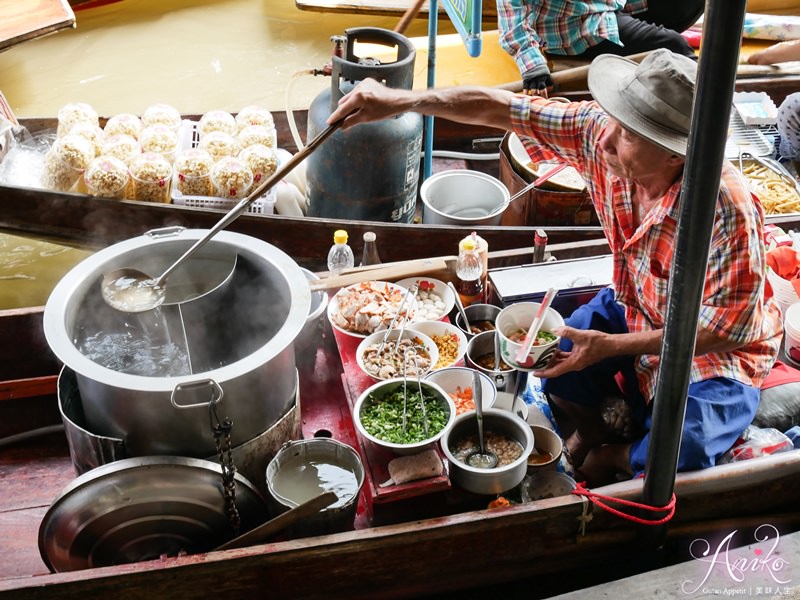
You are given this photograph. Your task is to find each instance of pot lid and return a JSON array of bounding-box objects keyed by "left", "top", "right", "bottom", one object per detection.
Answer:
[{"left": 38, "top": 456, "right": 268, "bottom": 573}]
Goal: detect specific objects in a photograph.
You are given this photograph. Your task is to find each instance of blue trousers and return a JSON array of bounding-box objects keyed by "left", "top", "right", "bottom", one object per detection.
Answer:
[{"left": 542, "top": 288, "right": 759, "bottom": 475}]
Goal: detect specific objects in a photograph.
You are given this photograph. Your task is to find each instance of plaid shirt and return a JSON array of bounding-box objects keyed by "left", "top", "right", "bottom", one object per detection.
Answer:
[
  {"left": 510, "top": 95, "right": 782, "bottom": 401},
  {"left": 496, "top": 0, "right": 650, "bottom": 78}
]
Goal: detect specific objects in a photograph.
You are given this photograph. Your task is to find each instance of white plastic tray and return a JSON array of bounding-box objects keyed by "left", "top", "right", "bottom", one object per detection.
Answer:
[{"left": 171, "top": 119, "right": 276, "bottom": 214}]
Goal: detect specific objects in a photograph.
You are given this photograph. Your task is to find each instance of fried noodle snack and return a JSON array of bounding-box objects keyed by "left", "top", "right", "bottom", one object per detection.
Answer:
[{"left": 741, "top": 161, "right": 800, "bottom": 214}]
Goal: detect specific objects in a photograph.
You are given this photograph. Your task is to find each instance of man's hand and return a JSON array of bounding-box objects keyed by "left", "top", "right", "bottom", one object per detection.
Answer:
[
  {"left": 533, "top": 326, "right": 613, "bottom": 378},
  {"left": 328, "top": 78, "right": 412, "bottom": 130},
  {"left": 523, "top": 73, "right": 554, "bottom": 98}
]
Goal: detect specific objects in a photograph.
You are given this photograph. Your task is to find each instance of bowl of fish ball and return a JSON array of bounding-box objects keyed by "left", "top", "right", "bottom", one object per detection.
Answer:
[
  {"left": 423, "top": 366, "right": 496, "bottom": 415},
  {"left": 441, "top": 408, "right": 533, "bottom": 495},
  {"left": 356, "top": 328, "right": 439, "bottom": 382},
  {"left": 526, "top": 425, "right": 564, "bottom": 473},
  {"left": 409, "top": 320, "right": 468, "bottom": 370},
  {"left": 453, "top": 303, "right": 501, "bottom": 339},
  {"left": 353, "top": 378, "right": 456, "bottom": 455},
  {"left": 496, "top": 302, "right": 564, "bottom": 372},
  {"left": 394, "top": 277, "right": 455, "bottom": 322}
]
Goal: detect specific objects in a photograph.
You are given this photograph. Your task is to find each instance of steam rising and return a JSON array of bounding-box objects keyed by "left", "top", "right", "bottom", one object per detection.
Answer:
[{"left": 74, "top": 253, "right": 292, "bottom": 377}]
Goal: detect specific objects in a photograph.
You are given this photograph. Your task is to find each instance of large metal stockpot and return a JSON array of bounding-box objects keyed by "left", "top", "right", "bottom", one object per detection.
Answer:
[{"left": 43, "top": 227, "right": 311, "bottom": 458}]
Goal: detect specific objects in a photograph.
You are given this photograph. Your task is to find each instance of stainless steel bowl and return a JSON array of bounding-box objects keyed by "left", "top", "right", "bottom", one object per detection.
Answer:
[{"left": 441, "top": 408, "right": 533, "bottom": 495}]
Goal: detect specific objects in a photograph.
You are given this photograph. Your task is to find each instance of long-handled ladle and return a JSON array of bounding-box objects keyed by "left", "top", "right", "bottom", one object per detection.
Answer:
[
  {"left": 465, "top": 369, "right": 498, "bottom": 469},
  {"left": 101, "top": 120, "right": 344, "bottom": 313}
]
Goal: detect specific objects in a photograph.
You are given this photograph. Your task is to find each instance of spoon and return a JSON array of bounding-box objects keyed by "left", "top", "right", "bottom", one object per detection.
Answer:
[
  {"left": 448, "top": 281, "right": 471, "bottom": 333},
  {"left": 101, "top": 120, "right": 344, "bottom": 313},
  {"left": 466, "top": 369, "right": 498, "bottom": 469},
  {"left": 493, "top": 329, "right": 501, "bottom": 370}
]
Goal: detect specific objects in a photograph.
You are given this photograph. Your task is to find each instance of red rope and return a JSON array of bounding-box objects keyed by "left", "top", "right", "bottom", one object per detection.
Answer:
[{"left": 571, "top": 481, "right": 676, "bottom": 525}]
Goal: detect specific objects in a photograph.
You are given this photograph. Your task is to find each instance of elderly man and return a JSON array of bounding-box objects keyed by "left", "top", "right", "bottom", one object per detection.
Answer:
[
  {"left": 497, "top": 0, "right": 704, "bottom": 95},
  {"left": 328, "top": 49, "right": 782, "bottom": 486}
]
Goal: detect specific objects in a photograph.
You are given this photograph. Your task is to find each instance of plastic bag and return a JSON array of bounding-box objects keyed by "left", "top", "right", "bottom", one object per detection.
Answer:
[{"left": 718, "top": 425, "right": 794, "bottom": 464}]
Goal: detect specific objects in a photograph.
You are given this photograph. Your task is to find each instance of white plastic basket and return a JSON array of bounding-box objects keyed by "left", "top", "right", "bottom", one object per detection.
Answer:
[{"left": 171, "top": 119, "right": 277, "bottom": 215}]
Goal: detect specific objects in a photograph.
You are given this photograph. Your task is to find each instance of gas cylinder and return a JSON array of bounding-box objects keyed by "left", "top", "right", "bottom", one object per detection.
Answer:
[{"left": 306, "top": 27, "right": 423, "bottom": 223}]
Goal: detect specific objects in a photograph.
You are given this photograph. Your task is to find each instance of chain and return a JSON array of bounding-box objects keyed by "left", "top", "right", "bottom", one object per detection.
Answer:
[{"left": 210, "top": 401, "right": 240, "bottom": 536}]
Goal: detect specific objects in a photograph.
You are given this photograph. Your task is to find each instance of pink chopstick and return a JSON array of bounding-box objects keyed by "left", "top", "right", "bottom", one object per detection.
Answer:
[{"left": 516, "top": 287, "right": 558, "bottom": 364}]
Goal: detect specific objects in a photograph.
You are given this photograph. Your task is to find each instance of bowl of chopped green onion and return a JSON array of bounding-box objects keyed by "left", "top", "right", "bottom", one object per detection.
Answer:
[
  {"left": 353, "top": 378, "right": 456, "bottom": 455},
  {"left": 496, "top": 302, "right": 564, "bottom": 372}
]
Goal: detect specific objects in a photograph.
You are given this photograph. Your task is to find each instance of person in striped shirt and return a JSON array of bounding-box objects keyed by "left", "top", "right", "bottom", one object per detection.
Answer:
[
  {"left": 328, "top": 49, "right": 782, "bottom": 487},
  {"left": 496, "top": 0, "right": 703, "bottom": 95}
]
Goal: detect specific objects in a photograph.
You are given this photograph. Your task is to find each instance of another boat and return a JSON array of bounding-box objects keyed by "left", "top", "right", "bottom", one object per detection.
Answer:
[{"left": 3, "top": 73, "right": 799, "bottom": 268}]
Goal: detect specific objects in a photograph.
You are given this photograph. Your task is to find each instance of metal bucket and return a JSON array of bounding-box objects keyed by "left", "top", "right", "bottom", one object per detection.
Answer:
[
  {"left": 420, "top": 170, "right": 510, "bottom": 226},
  {"left": 266, "top": 438, "right": 365, "bottom": 536},
  {"left": 44, "top": 227, "right": 310, "bottom": 458},
  {"left": 57, "top": 365, "right": 303, "bottom": 500}
]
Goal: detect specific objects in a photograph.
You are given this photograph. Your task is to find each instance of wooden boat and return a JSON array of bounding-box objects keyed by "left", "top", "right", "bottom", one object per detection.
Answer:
[
  {"left": 2, "top": 73, "right": 799, "bottom": 269},
  {"left": 3, "top": 248, "right": 800, "bottom": 598},
  {"left": 3, "top": 61, "right": 800, "bottom": 597}
]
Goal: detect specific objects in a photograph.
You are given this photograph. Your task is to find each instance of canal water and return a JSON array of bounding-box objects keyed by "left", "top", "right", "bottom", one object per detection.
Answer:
[{"left": 0, "top": 0, "right": 519, "bottom": 309}]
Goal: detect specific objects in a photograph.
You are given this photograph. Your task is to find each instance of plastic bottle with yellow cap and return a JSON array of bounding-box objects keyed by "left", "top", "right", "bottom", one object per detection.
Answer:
[{"left": 327, "top": 229, "right": 355, "bottom": 276}]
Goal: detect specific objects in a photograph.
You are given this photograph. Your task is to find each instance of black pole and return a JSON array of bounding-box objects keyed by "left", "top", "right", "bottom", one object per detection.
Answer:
[{"left": 641, "top": 0, "right": 748, "bottom": 545}]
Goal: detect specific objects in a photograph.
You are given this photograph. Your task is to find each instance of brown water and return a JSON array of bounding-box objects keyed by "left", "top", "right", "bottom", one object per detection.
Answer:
[
  {"left": 0, "top": 233, "right": 93, "bottom": 310},
  {"left": 0, "top": 0, "right": 520, "bottom": 310}
]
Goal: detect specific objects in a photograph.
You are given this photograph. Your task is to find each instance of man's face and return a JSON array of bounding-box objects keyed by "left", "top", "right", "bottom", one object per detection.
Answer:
[{"left": 597, "top": 118, "right": 674, "bottom": 179}]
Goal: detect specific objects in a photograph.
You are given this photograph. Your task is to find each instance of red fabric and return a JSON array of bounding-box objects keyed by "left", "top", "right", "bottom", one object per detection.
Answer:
[
  {"left": 766, "top": 246, "right": 800, "bottom": 296},
  {"left": 761, "top": 360, "right": 800, "bottom": 390},
  {"left": 682, "top": 31, "right": 702, "bottom": 49}
]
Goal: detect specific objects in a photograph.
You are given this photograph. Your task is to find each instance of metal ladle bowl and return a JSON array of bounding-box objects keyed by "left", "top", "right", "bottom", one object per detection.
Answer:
[
  {"left": 465, "top": 368, "right": 498, "bottom": 469},
  {"left": 101, "top": 120, "right": 343, "bottom": 313}
]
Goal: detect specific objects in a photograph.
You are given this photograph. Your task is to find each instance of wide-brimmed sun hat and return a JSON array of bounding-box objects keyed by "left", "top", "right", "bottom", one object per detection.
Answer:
[{"left": 587, "top": 49, "right": 697, "bottom": 157}]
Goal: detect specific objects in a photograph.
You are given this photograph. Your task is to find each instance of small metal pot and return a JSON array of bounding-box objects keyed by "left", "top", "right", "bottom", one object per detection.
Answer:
[
  {"left": 266, "top": 438, "right": 365, "bottom": 536},
  {"left": 466, "top": 330, "right": 519, "bottom": 393},
  {"left": 420, "top": 170, "right": 510, "bottom": 226},
  {"left": 441, "top": 409, "right": 533, "bottom": 495},
  {"left": 453, "top": 303, "right": 501, "bottom": 339}
]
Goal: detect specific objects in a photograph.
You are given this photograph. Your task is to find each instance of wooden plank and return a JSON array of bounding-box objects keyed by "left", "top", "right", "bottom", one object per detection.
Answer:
[
  {"left": 0, "top": 0, "right": 75, "bottom": 52},
  {"left": 0, "top": 376, "right": 58, "bottom": 401}
]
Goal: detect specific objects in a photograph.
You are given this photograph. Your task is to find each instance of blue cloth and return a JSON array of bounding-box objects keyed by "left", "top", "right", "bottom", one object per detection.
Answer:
[
  {"left": 785, "top": 425, "right": 800, "bottom": 449},
  {"left": 542, "top": 288, "right": 760, "bottom": 475}
]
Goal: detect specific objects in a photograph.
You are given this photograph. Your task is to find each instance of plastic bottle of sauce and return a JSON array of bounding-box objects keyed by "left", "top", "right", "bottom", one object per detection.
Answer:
[
  {"left": 327, "top": 229, "right": 355, "bottom": 276},
  {"left": 455, "top": 237, "right": 484, "bottom": 307}
]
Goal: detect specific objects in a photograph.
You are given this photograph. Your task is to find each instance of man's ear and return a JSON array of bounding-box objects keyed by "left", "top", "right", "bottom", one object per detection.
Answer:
[{"left": 668, "top": 154, "right": 685, "bottom": 167}]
